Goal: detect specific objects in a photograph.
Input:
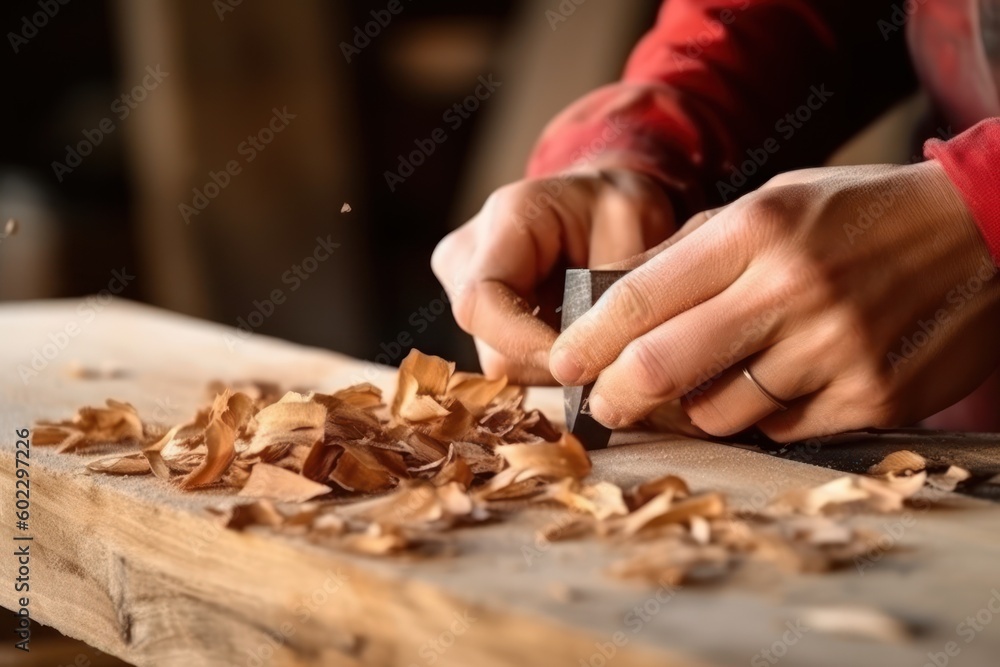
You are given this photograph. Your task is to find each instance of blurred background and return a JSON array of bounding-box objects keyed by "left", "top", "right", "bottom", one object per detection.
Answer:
[
  {"left": 0, "top": 0, "right": 670, "bottom": 374},
  {"left": 0, "top": 0, "right": 924, "bottom": 374}
]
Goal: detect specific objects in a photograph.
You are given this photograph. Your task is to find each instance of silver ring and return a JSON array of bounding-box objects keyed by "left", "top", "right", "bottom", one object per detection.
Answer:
[{"left": 742, "top": 367, "right": 787, "bottom": 411}]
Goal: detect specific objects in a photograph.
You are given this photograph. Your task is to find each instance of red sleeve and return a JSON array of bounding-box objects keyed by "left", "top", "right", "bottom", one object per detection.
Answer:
[
  {"left": 527, "top": 0, "right": 914, "bottom": 219},
  {"left": 924, "top": 118, "right": 1000, "bottom": 266}
]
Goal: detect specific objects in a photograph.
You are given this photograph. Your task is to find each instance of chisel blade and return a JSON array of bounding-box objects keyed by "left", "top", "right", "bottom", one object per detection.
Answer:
[{"left": 560, "top": 269, "right": 629, "bottom": 450}]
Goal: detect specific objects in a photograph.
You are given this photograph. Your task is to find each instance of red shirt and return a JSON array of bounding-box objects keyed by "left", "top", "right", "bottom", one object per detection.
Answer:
[{"left": 527, "top": 0, "right": 1000, "bottom": 264}]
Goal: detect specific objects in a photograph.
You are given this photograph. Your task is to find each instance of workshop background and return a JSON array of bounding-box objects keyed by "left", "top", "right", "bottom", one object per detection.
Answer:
[{"left": 0, "top": 0, "right": 923, "bottom": 374}]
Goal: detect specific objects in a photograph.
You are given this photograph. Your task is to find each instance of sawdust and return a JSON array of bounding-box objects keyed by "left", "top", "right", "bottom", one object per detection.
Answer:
[{"left": 34, "top": 352, "right": 951, "bottom": 586}]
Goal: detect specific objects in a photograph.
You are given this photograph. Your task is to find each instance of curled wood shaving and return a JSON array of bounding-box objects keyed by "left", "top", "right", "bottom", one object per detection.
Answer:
[
  {"left": 612, "top": 491, "right": 726, "bottom": 538},
  {"left": 767, "top": 472, "right": 926, "bottom": 518},
  {"left": 181, "top": 391, "right": 254, "bottom": 489},
  {"left": 86, "top": 453, "right": 151, "bottom": 475},
  {"left": 40, "top": 355, "right": 969, "bottom": 588},
  {"left": 798, "top": 606, "right": 914, "bottom": 643},
  {"left": 244, "top": 396, "right": 326, "bottom": 460},
  {"left": 926, "top": 465, "right": 971, "bottom": 492},
  {"left": 625, "top": 474, "right": 690, "bottom": 510},
  {"left": 39, "top": 349, "right": 568, "bottom": 505},
  {"left": 36, "top": 400, "right": 146, "bottom": 453},
  {"left": 239, "top": 463, "right": 332, "bottom": 503},
  {"left": 769, "top": 477, "right": 870, "bottom": 516},
  {"left": 496, "top": 434, "right": 591, "bottom": 480},
  {"left": 542, "top": 479, "right": 629, "bottom": 521},
  {"left": 867, "top": 450, "right": 926, "bottom": 476}
]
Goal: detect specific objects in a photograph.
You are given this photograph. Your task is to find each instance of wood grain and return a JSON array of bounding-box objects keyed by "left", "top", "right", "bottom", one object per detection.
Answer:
[{"left": 2, "top": 300, "right": 1000, "bottom": 667}]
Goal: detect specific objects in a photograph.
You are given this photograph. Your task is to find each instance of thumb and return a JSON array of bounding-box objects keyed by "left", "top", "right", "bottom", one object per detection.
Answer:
[{"left": 594, "top": 203, "right": 730, "bottom": 271}]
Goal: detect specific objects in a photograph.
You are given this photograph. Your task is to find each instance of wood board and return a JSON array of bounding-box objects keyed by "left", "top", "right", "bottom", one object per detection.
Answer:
[{"left": 2, "top": 300, "right": 1000, "bottom": 667}]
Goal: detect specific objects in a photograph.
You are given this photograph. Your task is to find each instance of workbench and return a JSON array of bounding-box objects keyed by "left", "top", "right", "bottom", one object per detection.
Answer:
[{"left": 2, "top": 300, "right": 1000, "bottom": 666}]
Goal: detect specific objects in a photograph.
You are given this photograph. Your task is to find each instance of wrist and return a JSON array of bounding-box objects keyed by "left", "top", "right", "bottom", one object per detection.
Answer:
[{"left": 909, "top": 160, "right": 996, "bottom": 279}]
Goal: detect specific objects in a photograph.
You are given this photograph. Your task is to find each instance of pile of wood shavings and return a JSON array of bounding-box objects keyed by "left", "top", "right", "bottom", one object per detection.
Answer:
[{"left": 34, "top": 350, "right": 953, "bottom": 585}]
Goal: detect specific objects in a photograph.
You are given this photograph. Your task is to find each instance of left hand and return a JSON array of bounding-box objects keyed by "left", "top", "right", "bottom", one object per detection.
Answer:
[{"left": 549, "top": 162, "right": 1000, "bottom": 442}]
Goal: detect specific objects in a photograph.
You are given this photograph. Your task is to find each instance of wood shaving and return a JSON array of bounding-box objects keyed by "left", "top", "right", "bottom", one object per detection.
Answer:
[
  {"left": 86, "top": 453, "right": 152, "bottom": 475},
  {"left": 37, "top": 359, "right": 963, "bottom": 587},
  {"left": 3, "top": 218, "right": 18, "bottom": 237},
  {"left": 625, "top": 474, "right": 690, "bottom": 510},
  {"left": 239, "top": 463, "right": 332, "bottom": 502},
  {"left": 798, "top": 606, "right": 914, "bottom": 643},
  {"left": 542, "top": 479, "right": 628, "bottom": 521},
  {"left": 35, "top": 400, "right": 147, "bottom": 453},
  {"left": 926, "top": 465, "right": 971, "bottom": 492},
  {"left": 867, "top": 450, "right": 926, "bottom": 476}
]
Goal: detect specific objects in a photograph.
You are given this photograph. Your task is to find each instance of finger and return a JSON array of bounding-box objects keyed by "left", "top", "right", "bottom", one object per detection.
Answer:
[
  {"left": 435, "top": 230, "right": 559, "bottom": 369},
  {"left": 431, "top": 225, "right": 475, "bottom": 297},
  {"left": 584, "top": 271, "right": 785, "bottom": 427},
  {"left": 596, "top": 169, "right": 816, "bottom": 274},
  {"left": 588, "top": 170, "right": 675, "bottom": 267},
  {"left": 475, "top": 338, "right": 556, "bottom": 386},
  {"left": 454, "top": 279, "right": 558, "bottom": 372},
  {"left": 683, "top": 339, "right": 829, "bottom": 437},
  {"left": 435, "top": 181, "right": 589, "bottom": 366},
  {"left": 756, "top": 388, "right": 856, "bottom": 443},
  {"left": 470, "top": 181, "right": 593, "bottom": 294},
  {"left": 588, "top": 190, "right": 670, "bottom": 267},
  {"left": 551, "top": 204, "right": 752, "bottom": 385},
  {"left": 596, "top": 204, "right": 729, "bottom": 271}
]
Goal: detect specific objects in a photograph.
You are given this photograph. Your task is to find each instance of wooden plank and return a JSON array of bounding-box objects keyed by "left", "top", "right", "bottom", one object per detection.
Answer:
[{"left": 3, "top": 300, "right": 1000, "bottom": 666}]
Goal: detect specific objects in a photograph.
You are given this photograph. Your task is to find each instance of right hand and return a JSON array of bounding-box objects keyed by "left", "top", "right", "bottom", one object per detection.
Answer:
[{"left": 431, "top": 167, "right": 675, "bottom": 384}]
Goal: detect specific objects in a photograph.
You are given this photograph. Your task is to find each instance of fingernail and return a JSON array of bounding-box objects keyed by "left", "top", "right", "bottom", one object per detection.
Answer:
[
  {"left": 588, "top": 393, "right": 620, "bottom": 428},
  {"left": 550, "top": 347, "right": 583, "bottom": 385}
]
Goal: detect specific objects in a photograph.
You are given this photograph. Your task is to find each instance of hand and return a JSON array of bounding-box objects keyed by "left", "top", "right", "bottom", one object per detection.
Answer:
[
  {"left": 550, "top": 162, "right": 1000, "bottom": 441},
  {"left": 432, "top": 167, "right": 675, "bottom": 384}
]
